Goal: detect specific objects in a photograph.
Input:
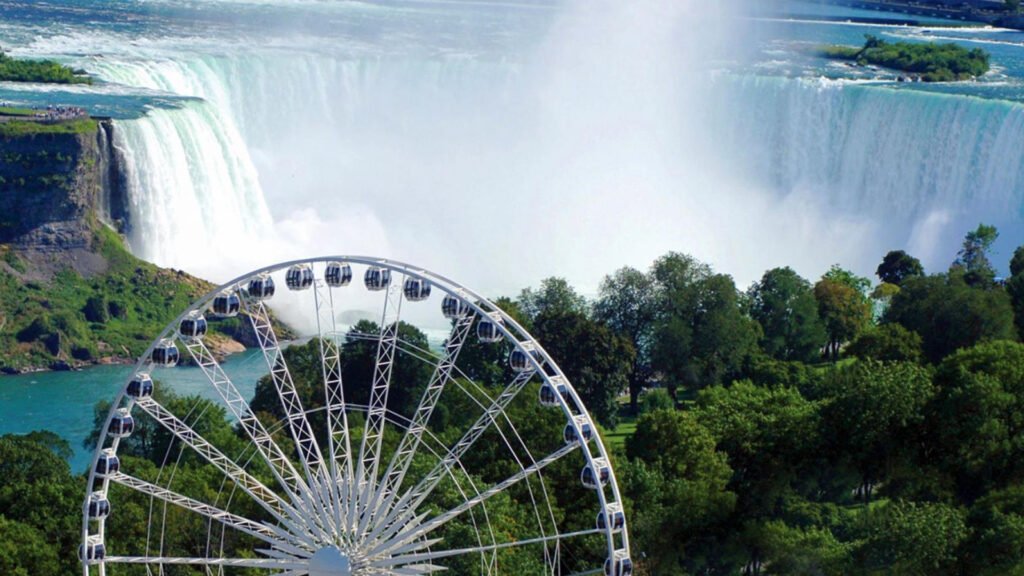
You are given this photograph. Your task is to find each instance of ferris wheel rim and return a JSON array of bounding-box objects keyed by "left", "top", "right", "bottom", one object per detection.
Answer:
[{"left": 81, "top": 256, "right": 631, "bottom": 575}]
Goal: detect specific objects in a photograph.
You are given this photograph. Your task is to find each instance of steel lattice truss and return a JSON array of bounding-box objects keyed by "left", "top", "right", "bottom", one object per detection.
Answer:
[{"left": 80, "top": 257, "right": 632, "bottom": 576}]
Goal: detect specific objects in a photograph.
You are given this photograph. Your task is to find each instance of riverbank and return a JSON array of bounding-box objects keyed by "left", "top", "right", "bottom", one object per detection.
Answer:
[{"left": 822, "top": 0, "right": 1024, "bottom": 28}]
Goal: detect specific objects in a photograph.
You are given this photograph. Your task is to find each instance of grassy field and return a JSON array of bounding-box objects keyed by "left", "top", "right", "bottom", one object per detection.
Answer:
[
  {"left": 606, "top": 414, "right": 637, "bottom": 451},
  {"left": 0, "top": 117, "right": 97, "bottom": 137}
]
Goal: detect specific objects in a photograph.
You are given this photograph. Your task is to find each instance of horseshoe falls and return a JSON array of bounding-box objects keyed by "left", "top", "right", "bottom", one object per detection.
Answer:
[{"left": 11, "top": 0, "right": 1023, "bottom": 290}]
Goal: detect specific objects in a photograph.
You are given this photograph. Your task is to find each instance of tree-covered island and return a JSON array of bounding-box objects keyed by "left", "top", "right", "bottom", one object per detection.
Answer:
[
  {"left": 821, "top": 35, "right": 990, "bottom": 82},
  {"left": 0, "top": 49, "right": 91, "bottom": 84}
]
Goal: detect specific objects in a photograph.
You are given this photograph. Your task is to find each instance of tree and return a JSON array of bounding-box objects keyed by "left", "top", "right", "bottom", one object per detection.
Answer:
[
  {"left": 517, "top": 277, "right": 588, "bottom": 324},
  {"left": 651, "top": 253, "right": 759, "bottom": 396},
  {"left": 927, "top": 341, "right": 1024, "bottom": 502},
  {"left": 857, "top": 500, "right": 967, "bottom": 575},
  {"left": 1007, "top": 0, "right": 1021, "bottom": 14},
  {"left": 962, "top": 485, "right": 1024, "bottom": 574},
  {"left": 0, "top": 434, "right": 81, "bottom": 575},
  {"left": 0, "top": 516, "right": 60, "bottom": 576},
  {"left": 820, "top": 361, "right": 934, "bottom": 503},
  {"left": 886, "top": 273, "right": 1016, "bottom": 363},
  {"left": 593, "top": 266, "right": 657, "bottom": 411},
  {"left": 846, "top": 324, "right": 923, "bottom": 364},
  {"left": 743, "top": 520, "right": 850, "bottom": 576},
  {"left": 748, "top": 267, "right": 826, "bottom": 363},
  {"left": 639, "top": 387, "right": 675, "bottom": 414},
  {"left": 1009, "top": 245, "right": 1024, "bottom": 339},
  {"left": 954, "top": 223, "right": 999, "bottom": 286},
  {"left": 694, "top": 381, "right": 820, "bottom": 517},
  {"left": 814, "top": 278, "right": 871, "bottom": 361},
  {"left": 532, "top": 309, "right": 634, "bottom": 427},
  {"left": 877, "top": 250, "right": 924, "bottom": 286},
  {"left": 624, "top": 409, "right": 736, "bottom": 573}
]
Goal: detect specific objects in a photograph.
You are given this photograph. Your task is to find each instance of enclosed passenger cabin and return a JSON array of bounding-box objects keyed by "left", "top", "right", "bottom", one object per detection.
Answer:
[
  {"left": 88, "top": 493, "right": 111, "bottom": 520},
  {"left": 477, "top": 318, "right": 504, "bottom": 343},
  {"left": 596, "top": 507, "right": 626, "bottom": 532},
  {"left": 364, "top": 266, "right": 392, "bottom": 291},
  {"left": 509, "top": 348, "right": 539, "bottom": 372},
  {"left": 325, "top": 262, "right": 353, "bottom": 287},
  {"left": 212, "top": 291, "right": 240, "bottom": 317},
  {"left": 564, "top": 422, "right": 594, "bottom": 445},
  {"left": 248, "top": 274, "right": 276, "bottom": 300},
  {"left": 539, "top": 382, "right": 570, "bottom": 408},
  {"left": 604, "top": 555, "right": 633, "bottom": 576},
  {"left": 126, "top": 373, "right": 154, "bottom": 399},
  {"left": 95, "top": 449, "right": 120, "bottom": 478},
  {"left": 151, "top": 340, "right": 179, "bottom": 367},
  {"left": 404, "top": 277, "right": 432, "bottom": 301},
  {"left": 442, "top": 294, "right": 471, "bottom": 319},
  {"left": 286, "top": 264, "right": 314, "bottom": 291},
  {"left": 79, "top": 536, "right": 106, "bottom": 562},
  {"left": 109, "top": 409, "right": 135, "bottom": 439},
  {"left": 178, "top": 314, "right": 208, "bottom": 339},
  {"left": 581, "top": 460, "right": 611, "bottom": 489}
]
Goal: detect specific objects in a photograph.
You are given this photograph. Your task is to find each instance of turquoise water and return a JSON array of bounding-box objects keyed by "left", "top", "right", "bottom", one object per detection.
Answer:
[{"left": 0, "top": 349, "right": 271, "bottom": 473}]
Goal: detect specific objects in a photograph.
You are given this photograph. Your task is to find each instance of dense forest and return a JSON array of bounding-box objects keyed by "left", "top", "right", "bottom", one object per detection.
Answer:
[{"left": 3, "top": 223, "right": 1024, "bottom": 575}]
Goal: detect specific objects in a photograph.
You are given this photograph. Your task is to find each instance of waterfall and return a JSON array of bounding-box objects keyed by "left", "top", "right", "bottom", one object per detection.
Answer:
[
  {"left": 110, "top": 100, "right": 273, "bottom": 277},
  {"left": 97, "top": 49, "right": 1024, "bottom": 286},
  {"left": 707, "top": 75, "right": 1024, "bottom": 269}
]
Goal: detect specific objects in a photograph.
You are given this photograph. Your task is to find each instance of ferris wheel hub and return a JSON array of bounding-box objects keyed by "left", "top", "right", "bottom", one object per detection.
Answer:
[{"left": 309, "top": 546, "right": 352, "bottom": 576}]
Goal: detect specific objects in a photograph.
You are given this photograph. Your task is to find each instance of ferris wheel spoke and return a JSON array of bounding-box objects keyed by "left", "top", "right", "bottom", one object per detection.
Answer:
[
  {"left": 108, "top": 472, "right": 310, "bottom": 555},
  {"left": 369, "top": 369, "right": 537, "bottom": 540},
  {"left": 369, "top": 528, "right": 603, "bottom": 569},
  {"left": 177, "top": 335, "right": 329, "bottom": 537},
  {"left": 132, "top": 397, "right": 318, "bottom": 539},
  {"left": 101, "top": 556, "right": 303, "bottom": 569},
  {"left": 363, "top": 311, "right": 477, "bottom": 538},
  {"left": 354, "top": 278, "right": 404, "bottom": 533},
  {"left": 366, "top": 442, "right": 579, "bottom": 559},
  {"left": 240, "top": 295, "right": 339, "bottom": 535},
  {"left": 312, "top": 279, "right": 354, "bottom": 539}
]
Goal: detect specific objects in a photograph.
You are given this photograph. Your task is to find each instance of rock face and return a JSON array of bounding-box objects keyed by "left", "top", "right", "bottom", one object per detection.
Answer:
[{"left": 0, "top": 120, "right": 126, "bottom": 254}]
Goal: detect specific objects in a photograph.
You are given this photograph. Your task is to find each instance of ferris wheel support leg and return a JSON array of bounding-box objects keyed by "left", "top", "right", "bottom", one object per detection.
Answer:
[
  {"left": 241, "top": 296, "right": 340, "bottom": 537},
  {"left": 108, "top": 472, "right": 309, "bottom": 554},
  {"left": 312, "top": 279, "right": 354, "bottom": 542},
  {"left": 133, "top": 396, "right": 319, "bottom": 545},
  {"left": 365, "top": 369, "right": 536, "bottom": 543},
  {"left": 178, "top": 334, "right": 330, "bottom": 540},
  {"left": 361, "top": 311, "right": 477, "bottom": 538},
  {"left": 353, "top": 280, "right": 404, "bottom": 533},
  {"left": 366, "top": 443, "right": 579, "bottom": 559}
]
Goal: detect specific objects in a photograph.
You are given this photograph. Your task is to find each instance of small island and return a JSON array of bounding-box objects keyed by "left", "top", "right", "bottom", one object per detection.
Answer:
[
  {"left": 821, "top": 35, "right": 990, "bottom": 82},
  {"left": 0, "top": 49, "right": 91, "bottom": 84}
]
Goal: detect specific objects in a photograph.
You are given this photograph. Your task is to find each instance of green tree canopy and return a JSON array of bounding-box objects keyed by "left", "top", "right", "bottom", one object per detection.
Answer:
[
  {"left": 748, "top": 266, "right": 826, "bottom": 363},
  {"left": 877, "top": 250, "right": 925, "bottom": 285},
  {"left": 532, "top": 309, "right": 634, "bottom": 427},
  {"left": 517, "top": 277, "right": 588, "bottom": 323},
  {"left": 651, "top": 254, "right": 759, "bottom": 395},
  {"left": 885, "top": 273, "right": 1016, "bottom": 363},
  {"left": 593, "top": 266, "right": 657, "bottom": 410},
  {"left": 954, "top": 223, "right": 1000, "bottom": 286},
  {"left": 624, "top": 409, "right": 736, "bottom": 573},
  {"left": 814, "top": 277, "right": 872, "bottom": 361},
  {"left": 846, "top": 323, "right": 923, "bottom": 364}
]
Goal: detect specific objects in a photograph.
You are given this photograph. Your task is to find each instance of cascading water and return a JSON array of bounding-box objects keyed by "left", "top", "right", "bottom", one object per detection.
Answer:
[
  {"left": 110, "top": 101, "right": 273, "bottom": 275},
  {"left": 75, "top": 0, "right": 1024, "bottom": 289}
]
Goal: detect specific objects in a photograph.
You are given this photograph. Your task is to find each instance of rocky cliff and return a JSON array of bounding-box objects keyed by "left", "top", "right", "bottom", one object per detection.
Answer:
[
  {"left": 0, "top": 119, "right": 128, "bottom": 279},
  {"left": 0, "top": 117, "right": 277, "bottom": 373}
]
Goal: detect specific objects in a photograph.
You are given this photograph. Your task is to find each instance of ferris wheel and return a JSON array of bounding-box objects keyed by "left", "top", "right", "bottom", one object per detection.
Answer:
[{"left": 81, "top": 257, "right": 632, "bottom": 576}]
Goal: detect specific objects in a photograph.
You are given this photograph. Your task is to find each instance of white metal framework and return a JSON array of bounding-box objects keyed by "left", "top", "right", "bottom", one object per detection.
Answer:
[{"left": 81, "top": 257, "right": 631, "bottom": 576}]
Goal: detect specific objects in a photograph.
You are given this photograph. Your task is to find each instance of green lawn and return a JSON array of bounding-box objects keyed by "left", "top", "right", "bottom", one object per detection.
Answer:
[{"left": 606, "top": 414, "right": 637, "bottom": 451}]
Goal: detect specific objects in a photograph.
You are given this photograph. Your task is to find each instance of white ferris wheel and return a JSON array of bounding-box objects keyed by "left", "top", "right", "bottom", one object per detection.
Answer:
[{"left": 81, "top": 257, "right": 632, "bottom": 576}]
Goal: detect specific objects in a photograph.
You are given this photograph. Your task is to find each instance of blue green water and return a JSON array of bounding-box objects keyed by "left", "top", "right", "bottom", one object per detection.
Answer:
[{"left": 0, "top": 349, "right": 270, "bottom": 473}]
